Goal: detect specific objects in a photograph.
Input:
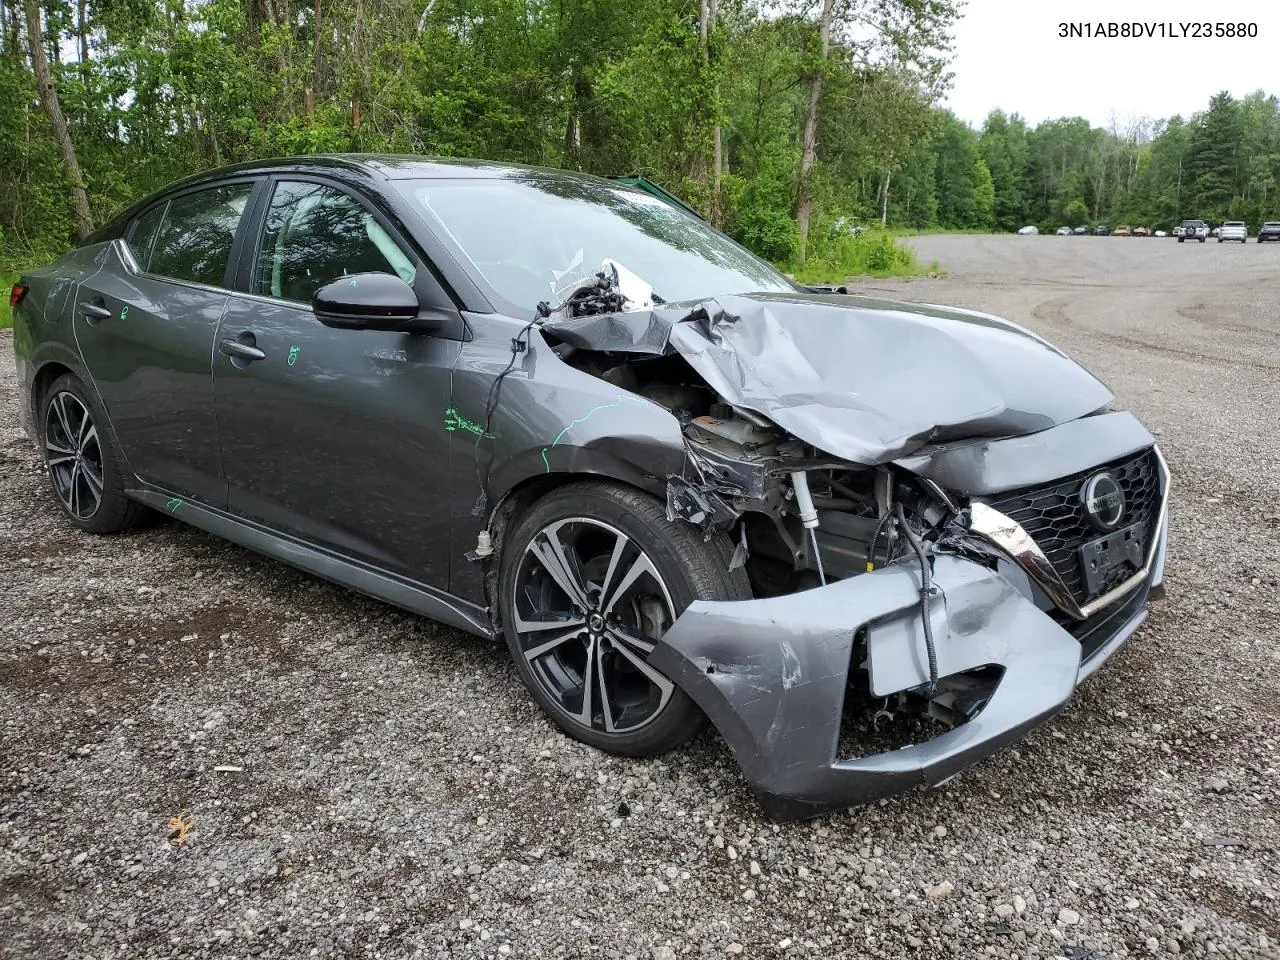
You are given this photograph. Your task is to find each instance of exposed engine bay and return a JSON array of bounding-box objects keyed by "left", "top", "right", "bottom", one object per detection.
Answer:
[{"left": 523, "top": 260, "right": 1170, "bottom": 820}]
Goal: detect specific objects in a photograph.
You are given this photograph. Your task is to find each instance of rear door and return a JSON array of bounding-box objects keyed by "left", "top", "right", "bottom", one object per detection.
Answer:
[
  {"left": 73, "top": 180, "right": 260, "bottom": 504},
  {"left": 211, "top": 176, "right": 461, "bottom": 588}
]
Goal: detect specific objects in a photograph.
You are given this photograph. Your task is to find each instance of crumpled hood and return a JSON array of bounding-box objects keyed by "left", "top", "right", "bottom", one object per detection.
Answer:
[{"left": 543, "top": 291, "right": 1114, "bottom": 464}]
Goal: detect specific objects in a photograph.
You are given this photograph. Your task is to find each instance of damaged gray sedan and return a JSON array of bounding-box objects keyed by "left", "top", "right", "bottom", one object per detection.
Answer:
[{"left": 12, "top": 157, "right": 1168, "bottom": 821}]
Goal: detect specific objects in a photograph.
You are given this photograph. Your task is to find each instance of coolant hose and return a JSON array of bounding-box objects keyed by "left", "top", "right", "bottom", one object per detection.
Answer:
[{"left": 895, "top": 503, "right": 939, "bottom": 694}]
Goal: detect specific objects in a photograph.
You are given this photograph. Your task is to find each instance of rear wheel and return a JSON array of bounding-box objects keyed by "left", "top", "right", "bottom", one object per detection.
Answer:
[
  {"left": 40, "top": 374, "right": 147, "bottom": 533},
  {"left": 498, "top": 482, "right": 750, "bottom": 756}
]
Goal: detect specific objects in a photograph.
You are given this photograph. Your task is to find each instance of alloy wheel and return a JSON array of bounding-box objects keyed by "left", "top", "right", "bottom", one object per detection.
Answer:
[
  {"left": 43, "top": 391, "right": 105, "bottom": 521},
  {"left": 512, "top": 517, "right": 677, "bottom": 733}
]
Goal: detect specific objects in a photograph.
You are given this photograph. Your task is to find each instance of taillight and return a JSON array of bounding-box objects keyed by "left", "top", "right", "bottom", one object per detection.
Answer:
[{"left": 9, "top": 284, "right": 26, "bottom": 308}]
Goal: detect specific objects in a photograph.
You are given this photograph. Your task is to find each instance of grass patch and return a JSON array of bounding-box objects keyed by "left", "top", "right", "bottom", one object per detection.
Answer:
[
  {"left": 0, "top": 270, "right": 19, "bottom": 330},
  {"left": 887, "top": 226, "right": 996, "bottom": 237},
  {"left": 783, "top": 229, "right": 939, "bottom": 285}
]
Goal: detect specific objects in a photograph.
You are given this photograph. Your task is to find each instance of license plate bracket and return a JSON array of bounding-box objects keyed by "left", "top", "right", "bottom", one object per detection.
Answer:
[{"left": 1079, "top": 523, "right": 1144, "bottom": 597}]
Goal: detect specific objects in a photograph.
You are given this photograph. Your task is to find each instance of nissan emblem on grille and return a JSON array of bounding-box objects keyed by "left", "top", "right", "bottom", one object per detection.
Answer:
[{"left": 1081, "top": 472, "right": 1125, "bottom": 531}]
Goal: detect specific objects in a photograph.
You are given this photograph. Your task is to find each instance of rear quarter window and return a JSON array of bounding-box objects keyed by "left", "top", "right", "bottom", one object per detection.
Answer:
[
  {"left": 125, "top": 202, "right": 168, "bottom": 271},
  {"left": 148, "top": 183, "right": 254, "bottom": 287}
]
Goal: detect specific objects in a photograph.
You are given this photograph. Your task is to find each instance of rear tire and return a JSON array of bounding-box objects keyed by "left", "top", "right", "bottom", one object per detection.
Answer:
[
  {"left": 39, "top": 374, "right": 147, "bottom": 534},
  {"left": 498, "top": 481, "right": 750, "bottom": 757}
]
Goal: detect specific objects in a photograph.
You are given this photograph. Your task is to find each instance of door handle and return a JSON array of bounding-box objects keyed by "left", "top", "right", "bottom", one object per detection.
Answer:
[
  {"left": 219, "top": 338, "right": 267, "bottom": 362},
  {"left": 78, "top": 301, "right": 112, "bottom": 322}
]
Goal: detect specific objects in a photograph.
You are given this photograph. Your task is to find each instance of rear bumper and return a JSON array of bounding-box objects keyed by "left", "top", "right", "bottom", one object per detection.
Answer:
[{"left": 651, "top": 510, "right": 1168, "bottom": 821}]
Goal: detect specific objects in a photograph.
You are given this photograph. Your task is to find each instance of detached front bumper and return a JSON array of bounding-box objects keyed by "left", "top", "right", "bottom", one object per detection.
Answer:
[{"left": 650, "top": 511, "right": 1168, "bottom": 822}]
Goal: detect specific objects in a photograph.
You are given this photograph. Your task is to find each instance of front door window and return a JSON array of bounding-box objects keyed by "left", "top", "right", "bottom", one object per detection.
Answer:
[{"left": 253, "top": 181, "right": 416, "bottom": 303}]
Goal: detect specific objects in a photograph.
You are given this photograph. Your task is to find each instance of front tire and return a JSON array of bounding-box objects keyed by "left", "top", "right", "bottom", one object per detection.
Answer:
[
  {"left": 39, "top": 374, "right": 146, "bottom": 534},
  {"left": 498, "top": 482, "right": 750, "bottom": 757}
]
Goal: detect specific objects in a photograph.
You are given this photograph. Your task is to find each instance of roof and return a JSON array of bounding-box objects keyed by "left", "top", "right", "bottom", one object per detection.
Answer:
[
  {"left": 82, "top": 154, "right": 634, "bottom": 246},
  {"left": 160, "top": 154, "right": 624, "bottom": 188}
]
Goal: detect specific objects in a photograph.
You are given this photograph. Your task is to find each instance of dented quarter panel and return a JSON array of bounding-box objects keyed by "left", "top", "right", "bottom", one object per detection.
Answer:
[
  {"left": 895, "top": 410, "right": 1156, "bottom": 496},
  {"left": 12, "top": 243, "right": 112, "bottom": 436},
  {"left": 649, "top": 555, "right": 1084, "bottom": 821}
]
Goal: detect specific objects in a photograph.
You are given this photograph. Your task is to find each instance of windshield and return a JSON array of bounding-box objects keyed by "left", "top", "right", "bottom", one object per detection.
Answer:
[{"left": 396, "top": 177, "right": 794, "bottom": 311}]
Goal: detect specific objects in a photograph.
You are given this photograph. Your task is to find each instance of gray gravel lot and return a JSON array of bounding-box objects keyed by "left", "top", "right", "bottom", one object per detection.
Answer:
[{"left": 2, "top": 234, "right": 1277, "bottom": 959}]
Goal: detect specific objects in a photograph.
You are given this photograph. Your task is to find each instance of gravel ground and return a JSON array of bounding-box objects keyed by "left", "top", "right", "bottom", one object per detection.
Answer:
[{"left": 2, "top": 234, "right": 1277, "bottom": 959}]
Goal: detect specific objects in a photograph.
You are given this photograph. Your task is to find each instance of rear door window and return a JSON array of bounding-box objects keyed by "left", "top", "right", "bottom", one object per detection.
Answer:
[
  {"left": 252, "top": 180, "right": 415, "bottom": 304},
  {"left": 149, "top": 183, "right": 254, "bottom": 287}
]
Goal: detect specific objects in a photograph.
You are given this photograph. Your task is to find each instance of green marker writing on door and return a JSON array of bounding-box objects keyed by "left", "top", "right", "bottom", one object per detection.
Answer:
[{"left": 288, "top": 346, "right": 299, "bottom": 366}]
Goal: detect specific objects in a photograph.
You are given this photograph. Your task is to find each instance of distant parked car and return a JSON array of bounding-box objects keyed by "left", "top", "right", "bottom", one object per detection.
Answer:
[
  {"left": 1257, "top": 221, "right": 1280, "bottom": 242},
  {"left": 1055, "top": 226, "right": 1072, "bottom": 236},
  {"left": 1114, "top": 225, "right": 1132, "bottom": 236},
  {"left": 1072, "top": 226, "right": 1088, "bottom": 235},
  {"left": 1154, "top": 230, "right": 1168, "bottom": 237},
  {"left": 1017, "top": 225, "right": 1039, "bottom": 235},
  {"left": 1218, "top": 221, "right": 1247, "bottom": 243},
  {"left": 1179, "top": 220, "right": 1208, "bottom": 242},
  {"left": 1209, "top": 226, "right": 1221, "bottom": 238},
  {"left": 1133, "top": 226, "right": 1150, "bottom": 237},
  {"left": 831, "top": 217, "right": 866, "bottom": 237},
  {"left": 1094, "top": 224, "right": 1110, "bottom": 236}
]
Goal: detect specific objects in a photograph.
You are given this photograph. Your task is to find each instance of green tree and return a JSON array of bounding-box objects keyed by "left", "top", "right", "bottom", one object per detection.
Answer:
[
  {"left": 972, "top": 157, "right": 995, "bottom": 229},
  {"left": 930, "top": 110, "right": 981, "bottom": 228},
  {"left": 979, "top": 109, "right": 1028, "bottom": 230},
  {"left": 1184, "top": 91, "right": 1243, "bottom": 221}
]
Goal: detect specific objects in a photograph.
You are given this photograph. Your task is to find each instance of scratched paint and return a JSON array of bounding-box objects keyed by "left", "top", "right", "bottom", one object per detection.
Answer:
[
  {"left": 444, "top": 406, "right": 493, "bottom": 438},
  {"left": 165, "top": 497, "right": 182, "bottom": 512},
  {"left": 540, "top": 395, "right": 651, "bottom": 472}
]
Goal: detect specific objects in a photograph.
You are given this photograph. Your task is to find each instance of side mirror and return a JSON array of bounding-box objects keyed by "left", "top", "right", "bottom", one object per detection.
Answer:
[{"left": 312, "top": 272, "right": 420, "bottom": 330}]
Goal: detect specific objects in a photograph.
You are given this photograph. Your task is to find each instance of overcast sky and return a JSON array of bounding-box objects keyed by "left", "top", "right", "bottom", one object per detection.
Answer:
[{"left": 943, "top": 0, "right": 1280, "bottom": 130}]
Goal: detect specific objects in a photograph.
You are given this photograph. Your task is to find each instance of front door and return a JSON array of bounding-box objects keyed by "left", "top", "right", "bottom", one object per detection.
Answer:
[
  {"left": 72, "top": 181, "right": 258, "bottom": 504},
  {"left": 212, "top": 178, "right": 460, "bottom": 589}
]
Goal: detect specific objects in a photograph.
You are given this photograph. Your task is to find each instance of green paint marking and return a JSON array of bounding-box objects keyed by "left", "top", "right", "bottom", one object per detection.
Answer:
[
  {"left": 165, "top": 497, "right": 182, "bottom": 512},
  {"left": 444, "top": 406, "right": 493, "bottom": 438},
  {"left": 287, "top": 345, "right": 300, "bottom": 367},
  {"left": 119, "top": 305, "right": 129, "bottom": 321},
  {"left": 540, "top": 396, "right": 651, "bottom": 472}
]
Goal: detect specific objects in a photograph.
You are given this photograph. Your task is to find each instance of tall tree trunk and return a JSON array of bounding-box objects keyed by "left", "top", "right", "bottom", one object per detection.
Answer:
[
  {"left": 76, "top": 0, "right": 87, "bottom": 63},
  {"left": 710, "top": 0, "right": 722, "bottom": 221},
  {"left": 794, "top": 0, "right": 834, "bottom": 262},
  {"left": 700, "top": 0, "right": 722, "bottom": 222},
  {"left": 351, "top": 0, "right": 363, "bottom": 134},
  {"left": 880, "top": 170, "right": 891, "bottom": 227},
  {"left": 306, "top": 0, "right": 321, "bottom": 114},
  {"left": 24, "top": 0, "right": 93, "bottom": 239}
]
